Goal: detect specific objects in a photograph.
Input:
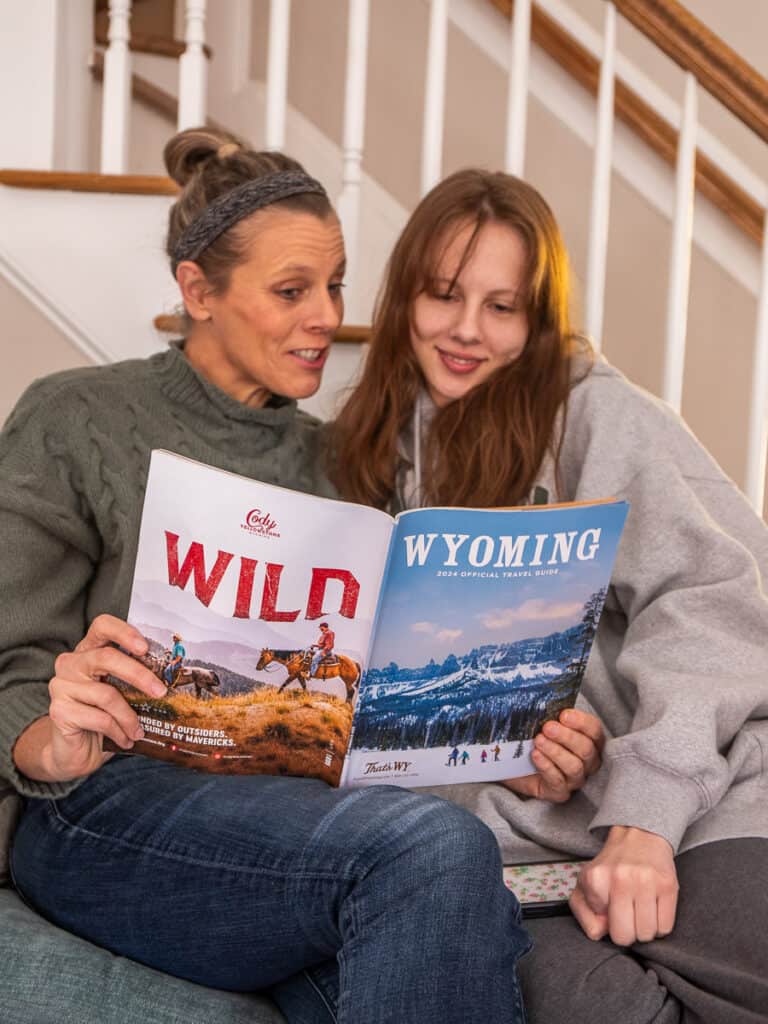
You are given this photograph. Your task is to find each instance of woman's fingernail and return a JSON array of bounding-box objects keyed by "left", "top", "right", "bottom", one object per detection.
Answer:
[
  {"left": 152, "top": 684, "right": 166, "bottom": 697},
  {"left": 134, "top": 727, "right": 145, "bottom": 741}
]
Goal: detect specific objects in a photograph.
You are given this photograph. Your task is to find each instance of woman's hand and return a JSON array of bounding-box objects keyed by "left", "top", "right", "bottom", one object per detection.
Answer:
[
  {"left": 569, "top": 826, "right": 679, "bottom": 946},
  {"left": 500, "top": 709, "right": 605, "bottom": 802},
  {"left": 12, "top": 614, "right": 166, "bottom": 784}
]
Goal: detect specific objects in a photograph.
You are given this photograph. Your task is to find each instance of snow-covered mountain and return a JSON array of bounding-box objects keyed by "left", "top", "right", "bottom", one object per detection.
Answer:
[{"left": 352, "top": 625, "right": 585, "bottom": 751}]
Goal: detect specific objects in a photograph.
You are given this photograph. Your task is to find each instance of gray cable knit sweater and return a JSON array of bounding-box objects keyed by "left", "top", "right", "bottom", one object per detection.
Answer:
[
  {"left": 414, "top": 358, "right": 768, "bottom": 861},
  {"left": 0, "top": 345, "right": 336, "bottom": 868}
]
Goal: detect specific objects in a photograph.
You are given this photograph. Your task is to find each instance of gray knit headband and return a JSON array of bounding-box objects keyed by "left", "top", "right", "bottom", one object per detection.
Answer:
[{"left": 171, "top": 171, "right": 328, "bottom": 272}]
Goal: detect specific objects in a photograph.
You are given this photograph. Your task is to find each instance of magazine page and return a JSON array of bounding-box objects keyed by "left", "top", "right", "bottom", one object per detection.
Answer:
[
  {"left": 112, "top": 450, "right": 393, "bottom": 784},
  {"left": 343, "top": 501, "right": 628, "bottom": 788}
]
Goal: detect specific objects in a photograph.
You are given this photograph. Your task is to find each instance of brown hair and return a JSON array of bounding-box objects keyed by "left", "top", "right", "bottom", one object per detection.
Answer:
[
  {"left": 164, "top": 127, "right": 333, "bottom": 293},
  {"left": 329, "top": 169, "right": 590, "bottom": 510}
]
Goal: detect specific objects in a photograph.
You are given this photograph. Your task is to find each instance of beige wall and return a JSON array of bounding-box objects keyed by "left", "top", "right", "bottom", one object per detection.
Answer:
[{"left": 0, "top": 276, "right": 94, "bottom": 424}]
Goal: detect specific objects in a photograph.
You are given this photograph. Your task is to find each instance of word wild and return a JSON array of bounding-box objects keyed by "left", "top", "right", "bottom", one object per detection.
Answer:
[{"left": 165, "top": 531, "right": 360, "bottom": 620}]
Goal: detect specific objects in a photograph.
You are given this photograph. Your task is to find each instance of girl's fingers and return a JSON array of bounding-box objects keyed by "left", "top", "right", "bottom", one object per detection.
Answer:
[
  {"left": 656, "top": 879, "right": 680, "bottom": 938},
  {"left": 559, "top": 708, "right": 606, "bottom": 751},
  {"left": 530, "top": 748, "right": 569, "bottom": 799},
  {"left": 569, "top": 884, "right": 608, "bottom": 941},
  {"left": 534, "top": 734, "right": 585, "bottom": 786}
]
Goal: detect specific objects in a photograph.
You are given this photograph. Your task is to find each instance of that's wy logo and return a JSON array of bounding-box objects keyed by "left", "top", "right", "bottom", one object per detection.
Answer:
[{"left": 241, "top": 508, "right": 281, "bottom": 539}]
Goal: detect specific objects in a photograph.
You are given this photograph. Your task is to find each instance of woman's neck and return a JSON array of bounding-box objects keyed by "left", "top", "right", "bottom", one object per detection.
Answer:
[{"left": 183, "top": 325, "right": 271, "bottom": 409}]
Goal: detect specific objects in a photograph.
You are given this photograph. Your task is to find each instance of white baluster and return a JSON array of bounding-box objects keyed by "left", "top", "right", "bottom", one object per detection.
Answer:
[
  {"left": 585, "top": 2, "right": 616, "bottom": 351},
  {"left": 745, "top": 213, "right": 768, "bottom": 514},
  {"left": 663, "top": 73, "right": 697, "bottom": 413},
  {"left": 178, "top": 0, "right": 208, "bottom": 130},
  {"left": 265, "top": 0, "right": 291, "bottom": 150},
  {"left": 421, "top": 0, "right": 448, "bottom": 196},
  {"left": 100, "top": 0, "right": 132, "bottom": 173},
  {"left": 337, "top": 0, "right": 370, "bottom": 322},
  {"left": 504, "top": 0, "right": 531, "bottom": 176}
]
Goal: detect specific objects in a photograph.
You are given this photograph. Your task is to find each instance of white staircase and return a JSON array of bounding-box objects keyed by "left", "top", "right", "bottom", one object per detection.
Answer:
[{"left": 0, "top": 0, "right": 766, "bottom": 511}]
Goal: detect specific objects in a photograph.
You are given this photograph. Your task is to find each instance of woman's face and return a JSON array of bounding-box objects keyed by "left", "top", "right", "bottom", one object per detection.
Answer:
[
  {"left": 188, "top": 209, "right": 346, "bottom": 406},
  {"left": 409, "top": 219, "right": 530, "bottom": 407}
]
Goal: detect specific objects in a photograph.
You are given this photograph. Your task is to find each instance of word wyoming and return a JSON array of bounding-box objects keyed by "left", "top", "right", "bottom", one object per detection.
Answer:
[{"left": 403, "top": 529, "right": 602, "bottom": 569}]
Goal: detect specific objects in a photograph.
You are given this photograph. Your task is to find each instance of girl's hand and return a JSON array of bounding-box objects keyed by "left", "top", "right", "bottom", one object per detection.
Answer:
[
  {"left": 13, "top": 614, "right": 166, "bottom": 784},
  {"left": 569, "top": 826, "right": 679, "bottom": 945},
  {"left": 499, "top": 709, "right": 605, "bottom": 802}
]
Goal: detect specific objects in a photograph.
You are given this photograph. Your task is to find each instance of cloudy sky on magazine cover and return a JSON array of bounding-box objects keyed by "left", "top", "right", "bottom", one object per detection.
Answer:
[{"left": 369, "top": 503, "right": 627, "bottom": 668}]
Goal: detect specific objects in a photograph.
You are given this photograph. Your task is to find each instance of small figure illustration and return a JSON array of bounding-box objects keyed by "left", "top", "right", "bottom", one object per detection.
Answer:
[
  {"left": 164, "top": 633, "right": 185, "bottom": 687},
  {"left": 447, "top": 747, "right": 459, "bottom": 767},
  {"left": 492, "top": 744, "right": 501, "bottom": 762},
  {"left": 310, "top": 622, "right": 336, "bottom": 676},
  {"left": 480, "top": 749, "right": 488, "bottom": 763},
  {"left": 460, "top": 750, "right": 470, "bottom": 766}
]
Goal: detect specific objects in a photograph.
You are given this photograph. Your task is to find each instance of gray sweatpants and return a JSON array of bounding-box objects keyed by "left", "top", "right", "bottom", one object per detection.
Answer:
[{"left": 518, "top": 839, "right": 768, "bottom": 1023}]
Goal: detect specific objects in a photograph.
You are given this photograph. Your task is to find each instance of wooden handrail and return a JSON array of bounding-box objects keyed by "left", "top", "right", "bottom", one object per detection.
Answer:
[
  {"left": 613, "top": 0, "right": 768, "bottom": 145},
  {"left": 0, "top": 169, "right": 177, "bottom": 196},
  {"left": 489, "top": 0, "right": 765, "bottom": 245},
  {"left": 94, "top": 28, "right": 212, "bottom": 61},
  {"left": 153, "top": 314, "right": 371, "bottom": 343}
]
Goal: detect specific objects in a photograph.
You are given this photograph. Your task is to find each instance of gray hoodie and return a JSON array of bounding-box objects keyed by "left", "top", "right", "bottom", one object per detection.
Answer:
[{"left": 406, "top": 357, "right": 768, "bottom": 862}]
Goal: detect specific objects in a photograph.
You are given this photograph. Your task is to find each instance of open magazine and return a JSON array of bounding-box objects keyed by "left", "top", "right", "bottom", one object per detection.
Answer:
[{"left": 108, "top": 450, "right": 628, "bottom": 788}]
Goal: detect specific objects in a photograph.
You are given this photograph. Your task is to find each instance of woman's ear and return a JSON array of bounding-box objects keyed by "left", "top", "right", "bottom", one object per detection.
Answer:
[{"left": 175, "top": 261, "right": 213, "bottom": 322}]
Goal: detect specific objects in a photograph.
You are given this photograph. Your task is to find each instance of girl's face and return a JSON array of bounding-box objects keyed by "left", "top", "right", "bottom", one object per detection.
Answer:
[
  {"left": 409, "top": 220, "right": 530, "bottom": 408},
  {"left": 184, "top": 209, "right": 346, "bottom": 407}
]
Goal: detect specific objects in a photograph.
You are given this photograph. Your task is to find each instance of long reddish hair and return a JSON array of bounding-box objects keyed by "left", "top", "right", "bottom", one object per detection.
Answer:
[{"left": 329, "top": 169, "right": 590, "bottom": 509}]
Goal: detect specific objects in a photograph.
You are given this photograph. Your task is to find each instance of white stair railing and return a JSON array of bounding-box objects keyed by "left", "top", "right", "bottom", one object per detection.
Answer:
[
  {"left": 337, "top": 0, "right": 371, "bottom": 322},
  {"left": 100, "top": 0, "right": 132, "bottom": 173},
  {"left": 504, "top": 0, "right": 531, "bottom": 176},
  {"left": 96, "top": 0, "right": 768, "bottom": 512},
  {"left": 421, "top": 0, "right": 449, "bottom": 196},
  {"left": 177, "top": 0, "right": 208, "bottom": 130},
  {"left": 584, "top": 2, "right": 616, "bottom": 352},
  {"left": 747, "top": 231, "right": 768, "bottom": 512},
  {"left": 265, "top": 0, "right": 291, "bottom": 150},
  {"left": 663, "top": 72, "right": 698, "bottom": 414}
]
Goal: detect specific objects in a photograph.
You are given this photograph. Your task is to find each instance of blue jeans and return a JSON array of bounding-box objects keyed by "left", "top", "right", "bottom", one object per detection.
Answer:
[
  {"left": 11, "top": 756, "right": 531, "bottom": 1023},
  {"left": 310, "top": 649, "right": 328, "bottom": 675}
]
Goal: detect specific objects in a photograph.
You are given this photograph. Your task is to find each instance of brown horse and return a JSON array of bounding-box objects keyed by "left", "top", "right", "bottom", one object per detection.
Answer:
[
  {"left": 255, "top": 648, "right": 360, "bottom": 703},
  {"left": 139, "top": 650, "right": 221, "bottom": 700}
]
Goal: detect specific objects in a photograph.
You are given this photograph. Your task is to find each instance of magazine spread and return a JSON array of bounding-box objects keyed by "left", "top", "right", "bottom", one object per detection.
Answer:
[{"left": 109, "top": 450, "right": 628, "bottom": 789}]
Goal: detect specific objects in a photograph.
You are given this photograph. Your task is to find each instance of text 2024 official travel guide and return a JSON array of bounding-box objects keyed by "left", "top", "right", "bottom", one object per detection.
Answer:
[{"left": 108, "top": 450, "right": 627, "bottom": 788}]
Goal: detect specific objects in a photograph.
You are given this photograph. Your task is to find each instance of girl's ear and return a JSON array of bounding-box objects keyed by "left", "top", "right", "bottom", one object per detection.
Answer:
[{"left": 175, "top": 261, "right": 214, "bottom": 322}]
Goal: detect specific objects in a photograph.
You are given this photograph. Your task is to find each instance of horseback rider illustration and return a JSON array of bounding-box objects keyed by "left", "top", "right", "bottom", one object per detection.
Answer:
[
  {"left": 309, "top": 622, "right": 335, "bottom": 676},
  {"left": 164, "top": 633, "right": 186, "bottom": 687}
]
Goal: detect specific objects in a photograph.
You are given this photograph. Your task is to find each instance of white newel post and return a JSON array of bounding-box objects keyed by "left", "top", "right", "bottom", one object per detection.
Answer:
[
  {"left": 100, "top": 0, "right": 132, "bottom": 174},
  {"left": 265, "top": 0, "right": 291, "bottom": 150},
  {"left": 421, "top": 0, "right": 448, "bottom": 196},
  {"left": 178, "top": 0, "right": 208, "bottom": 130},
  {"left": 504, "top": 0, "right": 531, "bottom": 176},
  {"left": 337, "top": 0, "right": 370, "bottom": 323},
  {"left": 746, "top": 214, "right": 768, "bottom": 514},
  {"left": 585, "top": 2, "right": 616, "bottom": 351},
  {"left": 663, "top": 72, "right": 698, "bottom": 413}
]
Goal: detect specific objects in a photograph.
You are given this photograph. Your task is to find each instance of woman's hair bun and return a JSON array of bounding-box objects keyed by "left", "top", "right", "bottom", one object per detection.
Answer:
[{"left": 163, "top": 127, "right": 248, "bottom": 187}]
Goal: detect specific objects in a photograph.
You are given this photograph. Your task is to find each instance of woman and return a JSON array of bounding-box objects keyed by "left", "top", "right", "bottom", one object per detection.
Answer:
[
  {"left": 330, "top": 169, "right": 768, "bottom": 1023},
  {"left": 1, "top": 131, "right": 602, "bottom": 1024}
]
